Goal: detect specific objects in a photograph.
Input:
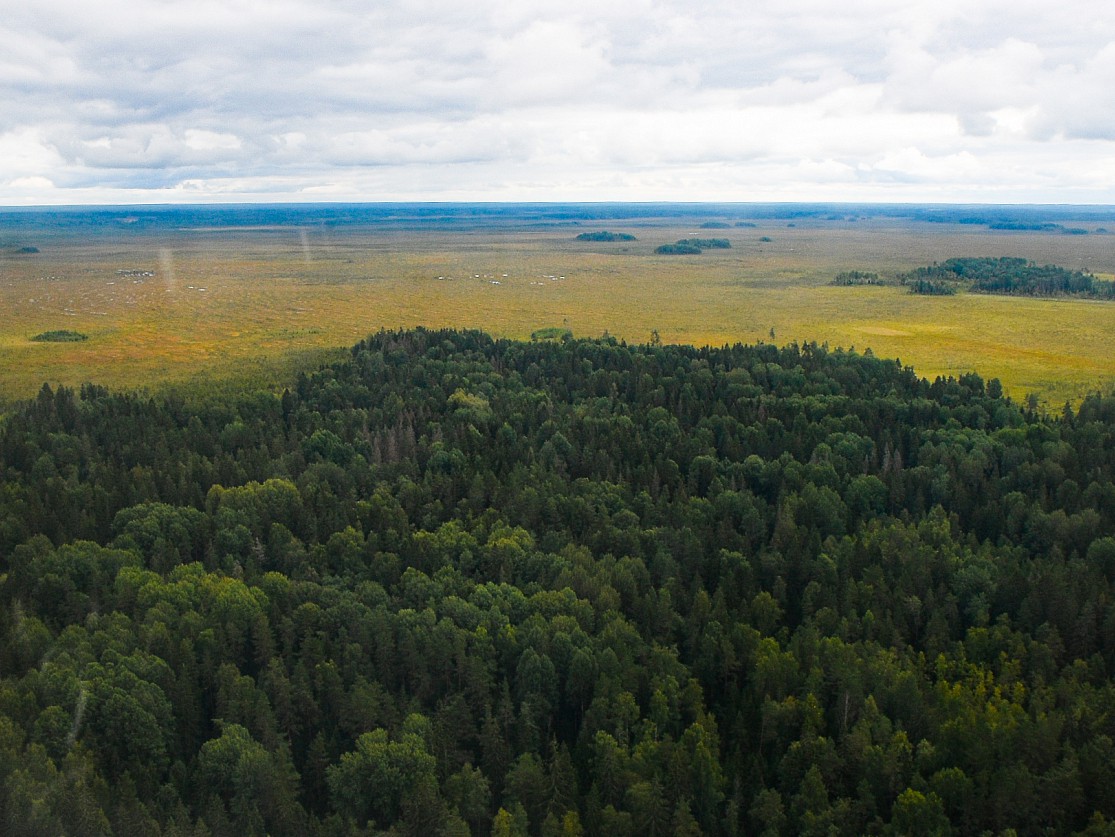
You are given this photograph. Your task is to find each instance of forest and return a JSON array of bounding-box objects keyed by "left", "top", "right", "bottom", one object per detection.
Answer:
[
  {"left": 2, "top": 328, "right": 1115, "bottom": 835},
  {"left": 901, "top": 257, "right": 1115, "bottom": 299}
]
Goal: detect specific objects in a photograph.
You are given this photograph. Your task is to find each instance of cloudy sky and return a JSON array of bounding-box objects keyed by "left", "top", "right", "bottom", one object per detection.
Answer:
[{"left": 1, "top": 0, "right": 1113, "bottom": 204}]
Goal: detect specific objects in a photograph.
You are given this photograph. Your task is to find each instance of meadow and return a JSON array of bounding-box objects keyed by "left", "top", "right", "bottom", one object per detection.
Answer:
[{"left": 2, "top": 203, "right": 1115, "bottom": 408}]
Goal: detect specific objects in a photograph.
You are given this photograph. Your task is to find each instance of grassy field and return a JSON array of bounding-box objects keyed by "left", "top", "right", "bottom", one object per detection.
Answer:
[{"left": 2, "top": 205, "right": 1115, "bottom": 408}]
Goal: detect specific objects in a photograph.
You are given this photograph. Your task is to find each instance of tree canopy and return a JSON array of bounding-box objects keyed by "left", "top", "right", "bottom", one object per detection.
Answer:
[
  {"left": 1, "top": 328, "right": 1115, "bottom": 834},
  {"left": 902, "top": 257, "right": 1115, "bottom": 299}
]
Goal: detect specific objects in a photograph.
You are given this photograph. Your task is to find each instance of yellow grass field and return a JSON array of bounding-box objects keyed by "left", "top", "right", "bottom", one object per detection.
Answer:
[{"left": 2, "top": 210, "right": 1115, "bottom": 408}]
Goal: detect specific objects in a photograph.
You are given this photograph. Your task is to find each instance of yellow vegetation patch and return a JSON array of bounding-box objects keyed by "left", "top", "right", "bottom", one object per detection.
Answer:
[
  {"left": 858, "top": 326, "right": 913, "bottom": 337},
  {"left": 2, "top": 218, "right": 1115, "bottom": 408}
]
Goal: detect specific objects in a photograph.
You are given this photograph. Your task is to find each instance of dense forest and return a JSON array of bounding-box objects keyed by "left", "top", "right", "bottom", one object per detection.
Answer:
[
  {"left": 901, "top": 257, "right": 1115, "bottom": 299},
  {"left": 3, "top": 328, "right": 1115, "bottom": 835}
]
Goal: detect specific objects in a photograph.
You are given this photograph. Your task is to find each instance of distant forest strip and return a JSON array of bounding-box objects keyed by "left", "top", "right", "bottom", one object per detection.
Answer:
[
  {"left": 575, "top": 231, "right": 637, "bottom": 242},
  {"left": 5, "top": 329, "right": 1115, "bottom": 834},
  {"left": 899, "top": 257, "right": 1115, "bottom": 298}
]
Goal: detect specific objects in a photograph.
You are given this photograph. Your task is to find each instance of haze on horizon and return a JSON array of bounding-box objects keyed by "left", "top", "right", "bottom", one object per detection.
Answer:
[{"left": 2, "top": 0, "right": 1114, "bottom": 206}]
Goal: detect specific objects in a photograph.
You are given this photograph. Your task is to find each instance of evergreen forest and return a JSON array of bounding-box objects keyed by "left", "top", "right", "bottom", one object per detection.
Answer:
[
  {"left": 901, "top": 258, "right": 1115, "bottom": 299},
  {"left": 3, "top": 328, "right": 1115, "bottom": 835}
]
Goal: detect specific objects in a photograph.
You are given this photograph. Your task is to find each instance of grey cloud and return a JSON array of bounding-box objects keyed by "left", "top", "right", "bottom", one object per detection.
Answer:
[
  {"left": 959, "top": 113, "right": 996, "bottom": 137},
  {"left": 52, "top": 125, "right": 249, "bottom": 171}
]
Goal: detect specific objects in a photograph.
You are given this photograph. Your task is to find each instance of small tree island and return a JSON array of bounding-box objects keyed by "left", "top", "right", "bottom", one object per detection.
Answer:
[
  {"left": 901, "top": 257, "right": 1115, "bottom": 299},
  {"left": 574, "top": 231, "right": 637, "bottom": 242},
  {"left": 30, "top": 329, "right": 88, "bottom": 342},
  {"left": 655, "top": 238, "right": 731, "bottom": 254}
]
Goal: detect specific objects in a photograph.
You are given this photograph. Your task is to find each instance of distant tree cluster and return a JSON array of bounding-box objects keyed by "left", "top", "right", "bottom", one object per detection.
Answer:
[
  {"left": 655, "top": 243, "right": 703, "bottom": 255},
  {"left": 900, "top": 257, "right": 1115, "bottom": 299},
  {"left": 575, "top": 231, "right": 637, "bottom": 242},
  {"left": 699, "top": 222, "right": 731, "bottom": 229},
  {"left": 5, "top": 328, "right": 1115, "bottom": 834},
  {"left": 655, "top": 238, "right": 731, "bottom": 255},
  {"left": 30, "top": 329, "right": 88, "bottom": 342},
  {"left": 980, "top": 221, "right": 1090, "bottom": 234},
  {"left": 830, "top": 270, "right": 882, "bottom": 286},
  {"left": 988, "top": 221, "right": 1064, "bottom": 231},
  {"left": 680, "top": 238, "right": 730, "bottom": 249},
  {"left": 952, "top": 217, "right": 1093, "bottom": 234}
]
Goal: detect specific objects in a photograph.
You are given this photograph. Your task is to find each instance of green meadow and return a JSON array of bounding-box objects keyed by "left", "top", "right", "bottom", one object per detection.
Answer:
[{"left": 2, "top": 205, "right": 1115, "bottom": 408}]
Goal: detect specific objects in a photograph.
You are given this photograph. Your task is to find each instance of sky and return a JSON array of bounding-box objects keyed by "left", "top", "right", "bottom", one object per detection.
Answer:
[{"left": 1, "top": 0, "right": 1114, "bottom": 205}]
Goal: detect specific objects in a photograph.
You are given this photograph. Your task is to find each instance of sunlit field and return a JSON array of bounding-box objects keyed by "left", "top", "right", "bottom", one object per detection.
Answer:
[{"left": 2, "top": 205, "right": 1115, "bottom": 408}]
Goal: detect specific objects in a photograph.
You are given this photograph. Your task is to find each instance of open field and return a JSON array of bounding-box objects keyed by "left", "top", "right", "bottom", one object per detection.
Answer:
[{"left": 2, "top": 203, "right": 1115, "bottom": 408}]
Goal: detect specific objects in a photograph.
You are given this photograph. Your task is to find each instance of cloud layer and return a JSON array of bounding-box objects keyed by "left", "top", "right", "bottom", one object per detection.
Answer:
[{"left": 1, "top": 0, "right": 1113, "bottom": 203}]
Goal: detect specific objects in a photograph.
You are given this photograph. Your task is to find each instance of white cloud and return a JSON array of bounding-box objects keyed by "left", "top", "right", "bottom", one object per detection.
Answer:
[
  {"left": 0, "top": 128, "right": 68, "bottom": 180},
  {"left": 0, "top": 0, "right": 1112, "bottom": 202}
]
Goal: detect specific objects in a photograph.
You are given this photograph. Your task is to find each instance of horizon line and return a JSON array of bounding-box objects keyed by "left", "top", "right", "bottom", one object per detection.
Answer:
[{"left": 4, "top": 199, "right": 1115, "bottom": 210}]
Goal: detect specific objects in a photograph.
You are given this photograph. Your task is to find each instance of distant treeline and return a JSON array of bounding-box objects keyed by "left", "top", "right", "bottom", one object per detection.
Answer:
[
  {"left": 901, "top": 257, "right": 1115, "bottom": 299},
  {"left": 970, "top": 220, "right": 1093, "bottom": 234},
  {"left": 575, "top": 231, "right": 637, "bottom": 242},
  {"left": 655, "top": 238, "right": 731, "bottom": 255},
  {"left": 4, "top": 204, "right": 1113, "bottom": 247}
]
